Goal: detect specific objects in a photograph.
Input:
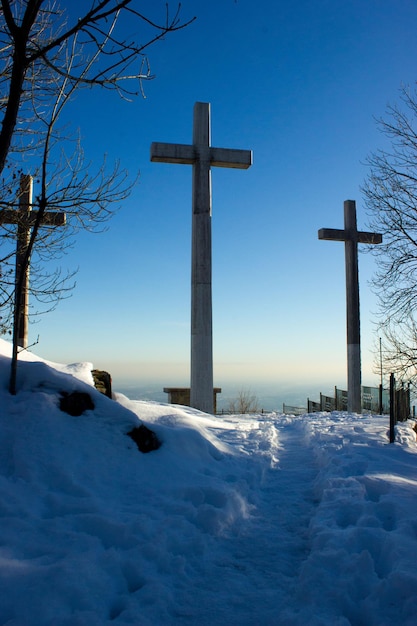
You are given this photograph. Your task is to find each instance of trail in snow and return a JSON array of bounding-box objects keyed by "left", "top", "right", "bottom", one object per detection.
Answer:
[{"left": 170, "top": 415, "right": 320, "bottom": 626}]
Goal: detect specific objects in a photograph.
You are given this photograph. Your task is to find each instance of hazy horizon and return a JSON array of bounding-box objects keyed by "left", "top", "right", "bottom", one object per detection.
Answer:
[{"left": 112, "top": 376, "right": 384, "bottom": 413}]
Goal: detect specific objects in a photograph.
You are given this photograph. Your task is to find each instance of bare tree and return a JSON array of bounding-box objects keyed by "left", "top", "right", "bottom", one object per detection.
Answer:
[
  {"left": 376, "top": 318, "right": 417, "bottom": 389},
  {"left": 0, "top": 1, "right": 195, "bottom": 393},
  {"left": 228, "top": 389, "right": 260, "bottom": 414},
  {"left": 362, "top": 85, "right": 417, "bottom": 387},
  {"left": 0, "top": 1, "right": 194, "bottom": 175},
  {"left": 363, "top": 85, "right": 417, "bottom": 323}
]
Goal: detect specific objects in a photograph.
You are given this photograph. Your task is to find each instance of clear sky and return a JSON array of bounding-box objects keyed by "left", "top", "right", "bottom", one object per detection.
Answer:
[{"left": 10, "top": 0, "right": 417, "bottom": 394}]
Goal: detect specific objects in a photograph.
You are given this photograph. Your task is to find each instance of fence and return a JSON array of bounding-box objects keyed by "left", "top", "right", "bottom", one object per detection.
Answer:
[
  {"left": 283, "top": 382, "right": 400, "bottom": 416},
  {"left": 217, "top": 379, "right": 411, "bottom": 418},
  {"left": 362, "top": 385, "right": 390, "bottom": 414},
  {"left": 282, "top": 404, "right": 307, "bottom": 416},
  {"left": 389, "top": 374, "right": 411, "bottom": 443}
]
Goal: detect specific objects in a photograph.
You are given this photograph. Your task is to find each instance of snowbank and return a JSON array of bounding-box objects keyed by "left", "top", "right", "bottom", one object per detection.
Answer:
[{"left": 0, "top": 340, "right": 417, "bottom": 624}]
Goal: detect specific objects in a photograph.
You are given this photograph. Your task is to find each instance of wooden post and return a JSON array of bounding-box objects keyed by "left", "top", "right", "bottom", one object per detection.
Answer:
[
  {"left": 345, "top": 200, "right": 361, "bottom": 413},
  {"left": 16, "top": 174, "right": 31, "bottom": 348},
  {"left": 389, "top": 373, "right": 396, "bottom": 443},
  {"left": 0, "top": 174, "right": 66, "bottom": 348},
  {"left": 151, "top": 102, "right": 252, "bottom": 413},
  {"left": 318, "top": 200, "right": 382, "bottom": 414},
  {"left": 379, "top": 383, "right": 383, "bottom": 415}
]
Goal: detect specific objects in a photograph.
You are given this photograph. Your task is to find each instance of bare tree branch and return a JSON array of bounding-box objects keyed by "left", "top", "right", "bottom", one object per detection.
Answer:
[
  {"left": 364, "top": 85, "right": 417, "bottom": 387},
  {"left": 0, "top": 1, "right": 195, "bottom": 172},
  {"left": 0, "top": 0, "right": 195, "bottom": 393}
]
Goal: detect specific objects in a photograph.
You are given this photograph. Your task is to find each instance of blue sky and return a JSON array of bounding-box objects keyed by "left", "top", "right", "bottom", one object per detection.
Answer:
[{"left": 15, "top": 0, "right": 417, "bottom": 394}]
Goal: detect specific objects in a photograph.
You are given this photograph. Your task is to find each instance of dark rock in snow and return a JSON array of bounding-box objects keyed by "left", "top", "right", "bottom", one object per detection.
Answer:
[
  {"left": 92, "top": 369, "right": 112, "bottom": 398},
  {"left": 60, "top": 391, "right": 95, "bottom": 416},
  {"left": 127, "top": 424, "right": 161, "bottom": 453}
]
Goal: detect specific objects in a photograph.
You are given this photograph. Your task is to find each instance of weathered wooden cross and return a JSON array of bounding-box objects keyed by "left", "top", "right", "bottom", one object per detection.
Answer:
[
  {"left": 0, "top": 174, "right": 66, "bottom": 348},
  {"left": 151, "top": 102, "right": 252, "bottom": 413},
  {"left": 318, "top": 200, "right": 382, "bottom": 413}
]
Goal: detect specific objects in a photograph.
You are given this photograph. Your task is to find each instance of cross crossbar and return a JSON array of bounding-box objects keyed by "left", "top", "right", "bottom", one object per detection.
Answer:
[
  {"left": 318, "top": 227, "right": 382, "bottom": 244},
  {"left": 151, "top": 143, "right": 252, "bottom": 169},
  {"left": 0, "top": 209, "right": 66, "bottom": 227}
]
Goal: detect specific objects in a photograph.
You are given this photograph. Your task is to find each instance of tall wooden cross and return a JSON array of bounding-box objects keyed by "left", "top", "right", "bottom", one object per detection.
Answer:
[
  {"left": 0, "top": 174, "right": 66, "bottom": 348},
  {"left": 318, "top": 200, "right": 382, "bottom": 413},
  {"left": 151, "top": 102, "right": 252, "bottom": 413}
]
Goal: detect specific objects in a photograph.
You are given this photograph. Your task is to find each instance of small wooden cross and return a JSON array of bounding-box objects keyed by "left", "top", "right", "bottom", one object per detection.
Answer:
[
  {"left": 318, "top": 200, "right": 382, "bottom": 413},
  {"left": 0, "top": 174, "right": 66, "bottom": 348},
  {"left": 151, "top": 102, "right": 252, "bottom": 413}
]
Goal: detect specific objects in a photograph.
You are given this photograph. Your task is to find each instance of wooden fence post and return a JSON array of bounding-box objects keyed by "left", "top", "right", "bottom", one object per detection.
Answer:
[
  {"left": 379, "top": 383, "right": 383, "bottom": 416},
  {"left": 389, "top": 373, "right": 396, "bottom": 443}
]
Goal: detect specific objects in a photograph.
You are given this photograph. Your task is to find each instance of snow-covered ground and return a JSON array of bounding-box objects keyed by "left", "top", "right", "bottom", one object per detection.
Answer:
[{"left": 1, "top": 338, "right": 417, "bottom": 625}]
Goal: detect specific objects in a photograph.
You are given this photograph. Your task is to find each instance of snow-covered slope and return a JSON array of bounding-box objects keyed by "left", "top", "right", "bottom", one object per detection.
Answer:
[{"left": 1, "top": 339, "right": 417, "bottom": 625}]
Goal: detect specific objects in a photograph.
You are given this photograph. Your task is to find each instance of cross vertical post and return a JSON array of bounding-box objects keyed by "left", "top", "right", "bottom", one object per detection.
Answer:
[
  {"left": 191, "top": 103, "right": 213, "bottom": 412},
  {"left": 344, "top": 200, "right": 361, "bottom": 414},
  {"left": 15, "top": 174, "right": 31, "bottom": 348},
  {"left": 318, "top": 200, "right": 382, "bottom": 413},
  {"left": 151, "top": 102, "right": 252, "bottom": 413}
]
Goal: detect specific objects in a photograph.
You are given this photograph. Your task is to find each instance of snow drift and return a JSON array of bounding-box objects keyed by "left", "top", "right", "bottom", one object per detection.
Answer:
[{"left": 0, "top": 339, "right": 417, "bottom": 625}]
